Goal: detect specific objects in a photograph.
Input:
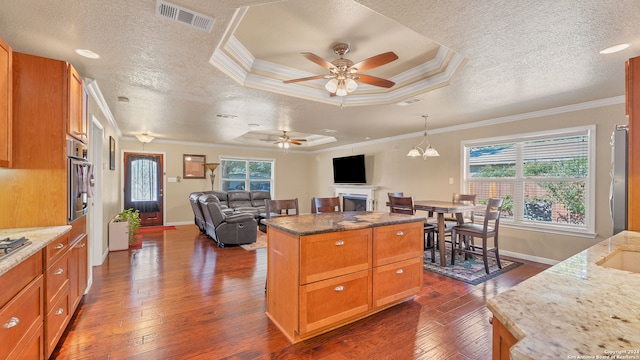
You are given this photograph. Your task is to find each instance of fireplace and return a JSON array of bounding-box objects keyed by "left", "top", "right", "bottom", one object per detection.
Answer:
[
  {"left": 333, "top": 185, "right": 377, "bottom": 211},
  {"left": 343, "top": 195, "right": 367, "bottom": 211}
]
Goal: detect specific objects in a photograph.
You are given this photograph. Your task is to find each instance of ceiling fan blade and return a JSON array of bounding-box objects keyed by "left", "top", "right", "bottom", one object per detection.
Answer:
[
  {"left": 291, "top": 138, "right": 307, "bottom": 142},
  {"left": 357, "top": 74, "right": 395, "bottom": 88},
  {"left": 290, "top": 140, "right": 304, "bottom": 145},
  {"left": 301, "top": 52, "right": 335, "bottom": 70},
  {"left": 351, "top": 51, "right": 398, "bottom": 72},
  {"left": 283, "top": 75, "right": 327, "bottom": 84}
]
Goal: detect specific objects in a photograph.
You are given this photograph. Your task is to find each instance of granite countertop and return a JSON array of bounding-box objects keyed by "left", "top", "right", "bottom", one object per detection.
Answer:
[
  {"left": 0, "top": 225, "right": 72, "bottom": 276},
  {"left": 487, "top": 230, "right": 640, "bottom": 360},
  {"left": 262, "top": 211, "right": 425, "bottom": 236}
]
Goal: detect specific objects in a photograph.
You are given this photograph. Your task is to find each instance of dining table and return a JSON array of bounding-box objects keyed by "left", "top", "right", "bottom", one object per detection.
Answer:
[{"left": 413, "top": 200, "right": 479, "bottom": 266}]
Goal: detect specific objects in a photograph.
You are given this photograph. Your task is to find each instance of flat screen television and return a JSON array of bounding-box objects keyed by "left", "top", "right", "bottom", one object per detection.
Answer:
[{"left": 332, "top": 154, "right": 366, "bottom": 184}]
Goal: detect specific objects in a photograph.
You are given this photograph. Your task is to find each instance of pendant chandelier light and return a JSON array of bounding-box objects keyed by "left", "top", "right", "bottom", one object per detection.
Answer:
[{"left": 407, "top": 115, "right": 439, "bottom": 159}]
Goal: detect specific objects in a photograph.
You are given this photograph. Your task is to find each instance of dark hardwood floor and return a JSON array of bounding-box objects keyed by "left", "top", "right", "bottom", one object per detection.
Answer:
[{"left": 52, "top": 225, "right": 549, "bottom": 360}]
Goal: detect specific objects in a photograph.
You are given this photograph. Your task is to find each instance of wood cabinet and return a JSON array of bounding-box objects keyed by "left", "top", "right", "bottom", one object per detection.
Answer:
[
  {"left": 491, "top": 316, "right": 518, "bottom": 360},
  {"left": 1, "top": 52, "right": 86, "bottom": 228},
  {"left": 266, "top": 220, "right": 423, "bottom": 343},
  {"left": 627, "top": 56, "right": 640, "bottom": 231},
  {"left": 0, "top": 252, "right": 44, "bottom": 360},
  {"left": 42, "top": 218, "right": 87, "bottom": 358},
  {"left": 0, "top": 36, "right": 11, "bottom": 168},
  {"left": 67, "top": 64, "right": 86, "bottom": 143},
  {"left": 69, "top": 234, "right": 88, "bottom": 311}
]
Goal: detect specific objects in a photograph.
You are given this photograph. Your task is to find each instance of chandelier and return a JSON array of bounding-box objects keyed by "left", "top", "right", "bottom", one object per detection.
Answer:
[
  {"left": 135, "top": 133, "right": 155, "bottom": 143},
  {"left": 407, "top": 115, "right": 440, "bottom": 159}
]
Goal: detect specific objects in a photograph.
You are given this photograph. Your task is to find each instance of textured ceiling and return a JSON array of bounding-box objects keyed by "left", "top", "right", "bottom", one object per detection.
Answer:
[{"left": 0, "top": 0, "right": 638, "bottom": 151}]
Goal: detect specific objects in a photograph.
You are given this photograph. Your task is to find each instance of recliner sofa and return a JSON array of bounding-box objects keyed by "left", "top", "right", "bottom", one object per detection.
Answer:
[{"left": 198, "top": 194, "right": 257, "bottom": 247}]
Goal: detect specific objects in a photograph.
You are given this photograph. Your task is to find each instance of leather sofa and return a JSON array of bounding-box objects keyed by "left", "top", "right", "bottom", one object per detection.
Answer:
[
  {"left": 198, "top": 194, "right": 257, "bottom": 247},
  {"left": 189, "top": 191, "right": 207, "bottom": 233},
  {"left": 210, "top": 190, "right": 270, "bottom": 216}
]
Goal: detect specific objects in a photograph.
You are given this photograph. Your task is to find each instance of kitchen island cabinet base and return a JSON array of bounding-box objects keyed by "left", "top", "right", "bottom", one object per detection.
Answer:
[{"left": 265, "top": 214, "right": 424, "bottom": 343}]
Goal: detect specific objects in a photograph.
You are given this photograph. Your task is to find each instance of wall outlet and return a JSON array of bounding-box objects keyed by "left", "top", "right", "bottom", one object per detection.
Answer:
[{"left": 449, "top": 177, "right": 454, "bottom": 185}]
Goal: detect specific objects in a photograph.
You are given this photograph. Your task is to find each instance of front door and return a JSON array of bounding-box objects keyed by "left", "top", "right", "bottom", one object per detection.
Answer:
[{"left": 123, "top": 152, "right": 164, "bottom": 227}]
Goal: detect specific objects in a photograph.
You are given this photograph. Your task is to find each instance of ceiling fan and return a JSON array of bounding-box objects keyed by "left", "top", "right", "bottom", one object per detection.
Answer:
[
  {"left": 274, "top": 131, "right": 307, "bottom": 149},
  {"left": 283, "top": 43, "right": 398, "bottom": 96}
]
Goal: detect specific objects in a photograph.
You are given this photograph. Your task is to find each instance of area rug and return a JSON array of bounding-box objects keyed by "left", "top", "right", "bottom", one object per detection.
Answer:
[
  {"left": 424, "top": 249, "right": 522, "bottom": 285},
  {"left": 135, "top": 225, "right": 176, "bottom": 233},
  {"left": 240, "top": 231, "right": 267, "bottom": 251}
]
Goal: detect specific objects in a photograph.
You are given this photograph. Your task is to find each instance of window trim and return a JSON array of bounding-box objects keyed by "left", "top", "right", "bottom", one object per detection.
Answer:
[
  {"left": 460, "top": 125, "right": 596, "bottom": 237},
  {"left": 219, "top": 156, "right": 275, "bottom": 197}
]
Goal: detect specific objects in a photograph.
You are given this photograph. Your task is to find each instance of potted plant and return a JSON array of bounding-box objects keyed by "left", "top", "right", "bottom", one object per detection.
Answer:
[{"left": 109, "top": 208, "right": 142, "bottom": 250}]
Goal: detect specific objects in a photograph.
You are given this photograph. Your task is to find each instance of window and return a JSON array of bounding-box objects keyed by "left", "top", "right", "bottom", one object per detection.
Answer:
[
  {"left": 462, "top": 126, "right": 595, "bottom": 236},
  {"left": 220, "top": 157, "right": 274, "bottom": 194}
]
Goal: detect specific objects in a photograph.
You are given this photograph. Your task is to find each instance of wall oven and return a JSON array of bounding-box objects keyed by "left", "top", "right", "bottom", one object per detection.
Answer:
[{"left": 68, "top": 139, "right": 92, "bottom": 223}]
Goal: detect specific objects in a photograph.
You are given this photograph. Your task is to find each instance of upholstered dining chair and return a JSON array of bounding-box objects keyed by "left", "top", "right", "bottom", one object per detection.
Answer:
[
  {"left": 311, "top": 197, "right": 341, "bottom": 213},
  {"left": 264, "top": 198, "right": 299, "bottom": 219},
  {"left": 389, "top": 195, "right": 436, "bottom": 262},
  {"left": 450, "top": 197, "right": 504, "bottom": 274}
]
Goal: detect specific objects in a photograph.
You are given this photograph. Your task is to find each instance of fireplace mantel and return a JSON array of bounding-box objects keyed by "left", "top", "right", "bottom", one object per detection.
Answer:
[{"left": 332, "top": 185, "right": 377, "bottom": 211}]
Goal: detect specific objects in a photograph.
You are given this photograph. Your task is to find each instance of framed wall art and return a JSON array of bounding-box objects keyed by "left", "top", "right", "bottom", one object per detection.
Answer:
[
  {"left": 183, "top": 154, "right": 206, "bottom": 179},
  {"left": 109, "top": 136, "right": 116, "bottom": 170}
]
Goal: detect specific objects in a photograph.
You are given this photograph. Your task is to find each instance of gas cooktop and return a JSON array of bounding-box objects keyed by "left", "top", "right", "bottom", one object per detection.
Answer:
[{"left": 0, "top": 236, "right": 32, "bottom": 259}]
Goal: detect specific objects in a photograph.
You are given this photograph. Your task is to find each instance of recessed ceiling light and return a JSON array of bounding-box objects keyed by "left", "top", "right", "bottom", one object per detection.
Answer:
[
  {"left": 599, "top": 44, "right": 630, "bottom": 54},
  {"left": 75, "top": 49, "right": 100, "bottom": 59}
]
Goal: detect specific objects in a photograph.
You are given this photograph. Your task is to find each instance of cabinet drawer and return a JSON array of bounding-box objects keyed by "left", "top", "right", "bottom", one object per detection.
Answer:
[
  {"left": 9, "top": 322, "right": 43, "bottom": 360},
  {"left": 0, "top": 275, "right": 44, "bottom": 360},
  {"left": 373, "top": 222, "right": 424, "bottom": 266},
  {"left": 0, "top": 251, "right": 42, "bottom": 308},
  {"left": 300, "top": 228, "right": 371, "bottom": 284},
  {"left": 45, "top": 251, "right": 69, "bottom": 313},
  {"left": 373, "top": 257, "right": 423, "bottom": 308},
  {"left": 300, "top": 270, "right": 371, "bottom": 334},
  {"left": 45, "top": 233, "right": 69, "bottom": 267},
  {"left": 45, "top": 284, "right": 70, "bottom": 359}
]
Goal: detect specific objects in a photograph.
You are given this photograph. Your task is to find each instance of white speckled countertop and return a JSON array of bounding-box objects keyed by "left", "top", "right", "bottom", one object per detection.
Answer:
[
  {"left": 0, "top": 226, "right": 71, "bottom": 276},
  {"left": 487, "top": 230, "right": 640, "bottom": 360}
]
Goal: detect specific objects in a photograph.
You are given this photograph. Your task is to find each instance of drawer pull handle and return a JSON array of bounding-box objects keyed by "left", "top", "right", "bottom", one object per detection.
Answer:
[
  {"left": 396, "top": 231, "right": 404, "bottom": 236},
  {"left": 3, "top": 317, "right": 19, "bottom": 329},
  {"left": 55, "top": 268, "right": 64, "bottom": 275},
  {"left": 56, "top": 308, "right": 64, "bottom": 316},
  {"left": 396, "top": 269, "right": 404, "bottom": 274},
  {"left": 334, "top": 285, "right": 344, "bottom": 292},
  {"left": 55, "top": 243, "right": 64, "bottom": 249},
  {"left": 335, "top": 240, "right": 345, "bottom": 246}
]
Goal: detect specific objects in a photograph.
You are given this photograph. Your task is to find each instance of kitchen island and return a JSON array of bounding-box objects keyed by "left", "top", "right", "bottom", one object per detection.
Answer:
[
  {"left": 263, "top": 211, "right": 425, "bottom": 343},
  {"left": 487, "top": 230, "right": 640, "bottom": 360}
]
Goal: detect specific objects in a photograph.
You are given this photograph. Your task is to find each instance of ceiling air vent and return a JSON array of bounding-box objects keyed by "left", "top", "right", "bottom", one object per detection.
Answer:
[
  {"left": 156, "top": 0, "right": 215, "bottom": 32},
  {"left": 396, "top": 98, "right": 421, "bottom": 106}
]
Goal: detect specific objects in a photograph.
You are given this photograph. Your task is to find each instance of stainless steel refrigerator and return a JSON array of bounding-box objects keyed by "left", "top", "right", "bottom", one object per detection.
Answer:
[{"left": 610, "top": 124, "right": 628, "bottom": 235}]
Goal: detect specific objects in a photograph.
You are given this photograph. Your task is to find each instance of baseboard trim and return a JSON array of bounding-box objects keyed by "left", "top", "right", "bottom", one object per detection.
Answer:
[{"left": 500, "top": 250, "right": 560, "bottom": 266}]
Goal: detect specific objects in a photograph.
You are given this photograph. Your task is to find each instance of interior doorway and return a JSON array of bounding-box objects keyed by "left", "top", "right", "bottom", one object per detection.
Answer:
[
  {"left": 89, "top": 116, "right": 104, "bottom": 273},
  {"left": 123, "top": 152, "right": 164, "bottom": 227}
]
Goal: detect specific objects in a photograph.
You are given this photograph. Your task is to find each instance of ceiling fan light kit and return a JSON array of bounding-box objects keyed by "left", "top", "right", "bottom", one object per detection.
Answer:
[
  {"left": 407, "top": 115, "right": 440, "bottom": 159},
  {"left": 284, "top": 42, "right": 397, "bottom": 96}
]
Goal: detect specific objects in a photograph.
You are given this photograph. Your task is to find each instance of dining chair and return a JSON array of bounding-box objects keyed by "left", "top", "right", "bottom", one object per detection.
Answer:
[
  {"left": 311, "top": 197, "right": 341, "bottom": 213},
  {"left": 263, "top": 198, "right": 299, "bottom": 291},
  {"left": 389, "top": 195, "right": 436, "bottom": 262},
  {"left": 451, "top": 193, "right": 477, "bottom": 224},
  {"left": 264, "top": 198, "right": 299, "bottom": 218},
  {"left": 450, "top": 197, "right": 504, "bottom": 274}
]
